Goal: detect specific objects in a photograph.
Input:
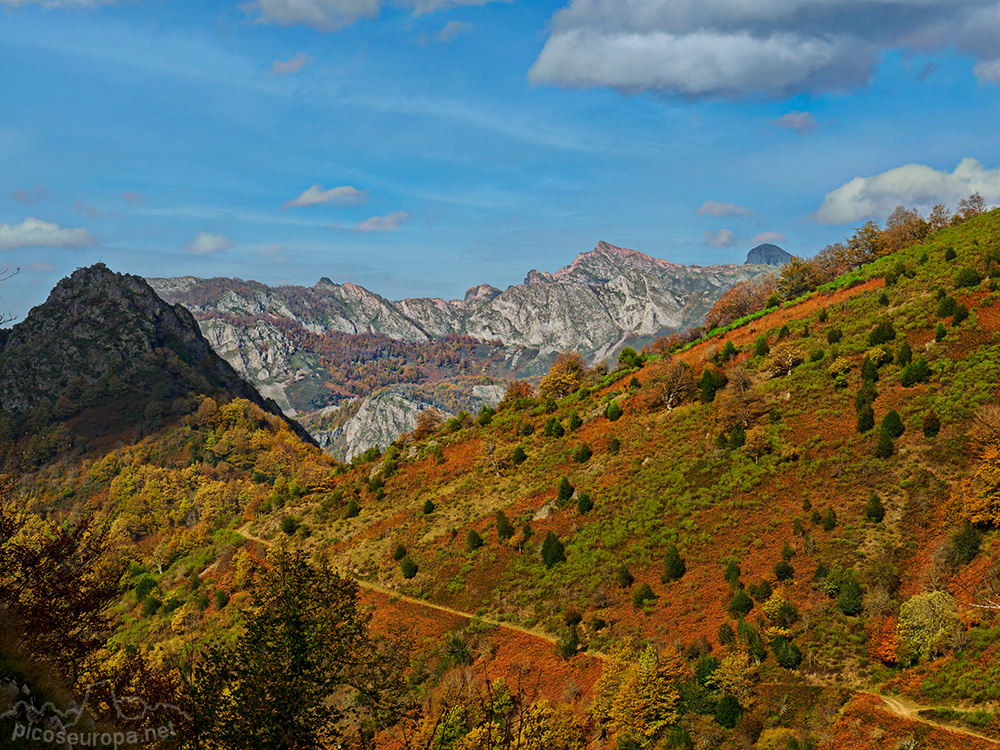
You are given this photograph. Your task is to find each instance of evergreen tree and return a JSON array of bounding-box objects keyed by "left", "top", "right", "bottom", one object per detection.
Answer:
[
  {"left": 856, "top": 405, "right": 875, "bottom": 433},
  {"left": 922, "top": 411, "right": 941, "bottom": 437},
  {"left": 754, "top": 335, "right": 770, "bottom": 357},
  {"left": 724, "top": 559, "right": 741, "bottom": 589},
  {"left": 466, "top": 529, "right": 483, "bottom": 552},
  {"left": 422, "top": 498, "right": 435, "bottom": 514},
  {"left": 567, "top": 411, "right": 583, "bottom": 430},
  {"left": 605, "top": 400, "right": 623, "bottom": 421},
  {"left": 574, "top": 443, "right": 593, "bottom": 463},
  {"left": 865, "top": 494, "right": 885, "bottom": 523},
  {"left": 822, "top": 507, "right": 838, "bottom": 532},
  {"left": 617, "top": 565, "right": 634, "bottom": 589},
  {"left": 837, "top": 574, "right": 863, "bottom": 615},
  {"left": 631, "top": 582, "right": 656, "bottom": 608},
  {"left": 392, "top": 544, "right": 407, "bottom": 561},
  {"left": 577, "top": 492, "right": 594, "bottom": 514},
  {"left": 662, "top": 544, "right": 686, "bottom": 582},
  {"left": 512, "top": 444, "right": 527, "bottom": 465},
  {"left": 728, "top": 425, "right": 746, "bottom": 449},
  {"left": 557, "top": 476, "right": 575, "bottom": 505},
  {"left": 881, "top": 409, "right": 905, "bottom": 438},
  {"left": 727, "top": 589, "right": 753, "bottom": 618},
  {"left": 541, "top": 531, "right": 566, "bottom": 568},
  {"left": 875, "top": 430, "right": 895, "bottom": 458},
  {"left": 400, "top": 556, "right": 418, "bottom": 579},
  {"left": 897, "top": 340, "right": 912, "bottom": 367},
  {"left": 495, "top": 510, "right": 514, "bottom": 542},
  {"left": 774, "top": 560, "right": 794, "bottom": 581},
  {"left": 715, "top": 695, "right": 742, "bottom": 728}
]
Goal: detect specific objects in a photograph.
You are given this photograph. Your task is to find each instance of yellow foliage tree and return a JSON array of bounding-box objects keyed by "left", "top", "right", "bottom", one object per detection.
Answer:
[
  {"left": 706, "top": 648, "right": 757, "bottom": 709},
  {"left": 539, "top": 352, "right": 584, "bottom": 399}
]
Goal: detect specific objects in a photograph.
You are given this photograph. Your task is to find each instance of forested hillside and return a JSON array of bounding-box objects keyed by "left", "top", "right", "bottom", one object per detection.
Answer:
[{"left": 1, "top": 201, "right": 999, "bottom": 749}]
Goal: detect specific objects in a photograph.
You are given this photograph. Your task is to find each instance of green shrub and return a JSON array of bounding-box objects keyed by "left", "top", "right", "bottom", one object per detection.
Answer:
[
  {"left": 778, "top": 324, "right": 790, "bottom": 340},
  {"left": 774, "top": 560, "right": 794, "bottom": 581},
  {"left": 557, "top": 476, "right": 574, "bottom": 505},
  {"left": 900, "top": 356, "right": 931, "bottom": 387},
  {"left": 345, "top": 497, "right": 360, "bottom": 519},
  {"left": 567, "top": 411, "right": 583, "bottom": 430},
  {"left": 827, "top": 328, "right": 843, "bottom": 345},
  {"left": 944, "top": 247, "right": 957, "bottom": 261},
  {"left": 541, "top": 532, "right": 566, "bottom": 568},
  {"left": 662, "top": 544, "right": 686, "bottom": 582},
  {"left": 728, "top": 589, "right": 753, "bottom": 618},
  {"left": 953, "top": 304, "right": 969, "bottom": 326},
  {"left": 496, "top": 510, "right": 514, "bottom": 542},
  {"left": 280, "top": 516, "right": 298, "bottom": 535},
  {"left": 728, "top": 425, "right": 746, "bottom": 449},
  {"left": 878, "top": 292, "right": 889, "bottom": 306},
  {"left": 837, "top": 574, "right": 863, "bottom": 616},
  {"left": 718, "top": 622, "right": 735, "bottom": 646},
  {"left": 617, "top": 565, "right": 634, "bottom": 589},
  {"left": 818, "top": 308, "right": 828, "bottom": 323},
  {"left": 574, "top": 443, "right": 593, "bottom": 463},
  {"left": 875, "top": 430, "right": 894, "bottom": 458},
  {"left": 937, "top": 296, "right": 957, "bottom": 316},
  {"left": 512, "top": 445, "right": 527, "bottom": 465},
  {"left": 393, "top": 543, "right": 407, "bottom": 561},
  {"left": 142, "top": 596, "right": 161, "bottom": 617},
  {"left": 953, "top": 267, "right": 982, "bottom": 288},
  {"left": 754, "top": 336, "right": 770, "bottom": 357},
  {"left": 935, "top": 322, "right": 947, "bottom": 342},
  {"left": 577, "top": 492, "right": 594, "bottom": 514},
  {"left": 897, "top": 340, "right": 912, "bottom": 367},
  {"left": 423, "top": 498, "right": 436, "bottom": 514},
  {"left": 605, "top": 400, "right": 623, "bottom": 421},
  {"left": 922, "top": 411, "right": 941, "bottom": 437},
  {"left": 556, "top": 626, "right": 580, "bottom": 659},
  {"left": 543, "top": 416, "right": 565, "bottom": 438},
  {"left": 213, "top": 590, "right": 230, "bottom": 609},
  {"left": 617, "top": 346, "right": 643, "bottom": 369},
  {"left": 716, "top": 694, "right": 742, "bottom": 728},
  {"left": 809, "top": 349, "right": 825, "bottom": 362},
  {"left": 822, "top": 507, "right": 837, "bottom": 532},
  {"left": 609, "top": 436, "right": 621, "bottom": 454},
  {"left": 948, "top": 521, "right": 982, "bottom": 568},
  {"left": 865, "top": 494, "right": 885, "bottom": 523},
  {"left": 476, "top": 405, "right": 495, "bottom": 427},
  {"left": 400, "top": 556, "right": 418, "bottom": 579},
  {"left": 724, "top": 559, "right": 741, "bottom": 589},
  {"left": 773, "top": 639, "right": 803, "bottom": 669},
  {"left": 632, "top": 582, "right": 657, "bottom": 608},
  {"left": 868, "top": 320, "right": 896, "bottom": 346},
  {"left": 882, "top": 409, "right": 905, "bottom": 438},
  {"left": 860, "top": 357, "right": 879, "bottom": 383},
  {"left": 466, "top": 530, "right": 484, "bottom": 552},
  {"left": 135, "top": 575, "right": 157, "bottom": 602},
  {"left": 698, "top": 368, "right": 727, "bottom": 403}
]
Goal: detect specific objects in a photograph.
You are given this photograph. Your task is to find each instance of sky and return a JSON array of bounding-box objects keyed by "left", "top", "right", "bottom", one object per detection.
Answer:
[{"left": 1, "top": 0, "right": 998, "bottom": 322}]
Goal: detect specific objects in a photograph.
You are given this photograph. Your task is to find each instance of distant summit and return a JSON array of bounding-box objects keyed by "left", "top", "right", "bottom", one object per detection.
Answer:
[{"left": 745, "top": 243, "right": 792, "bottom": 265}]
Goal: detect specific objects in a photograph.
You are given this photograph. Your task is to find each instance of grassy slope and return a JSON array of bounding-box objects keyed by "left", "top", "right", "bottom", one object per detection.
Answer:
[{"left": 267, "top": 211, "right": 1000, "bottom": 718}]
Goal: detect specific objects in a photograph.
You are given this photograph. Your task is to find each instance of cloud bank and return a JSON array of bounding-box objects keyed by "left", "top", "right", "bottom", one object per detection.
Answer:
[
  {"left": 529, "top": 0, "right": 1000, "bottom": 98},
  {"left": 702, "top": 228, "right": 737, "bottom": 248},
  {"left": 0, "top": 217, "right": 96, "bottom": 251},
  {"left": 271, "top": 52, "right": 313, "bottom": 75},
  {"left": 245, "top": 0, "right": 507, "bottom": 31},
  {"left": 697, "top": 201, "right": 753, "bottom": 217},
  {"left": 812, "top": 158, "right": 1000, "bottom": 224}
]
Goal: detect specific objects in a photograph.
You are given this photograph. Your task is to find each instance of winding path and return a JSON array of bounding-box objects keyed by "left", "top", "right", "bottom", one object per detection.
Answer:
[
  {"left": 234, "top": 521, "right": 605, "bottom": 660},
  {"left": 865, "top": 692, "right": 999, "bottom": 746}
]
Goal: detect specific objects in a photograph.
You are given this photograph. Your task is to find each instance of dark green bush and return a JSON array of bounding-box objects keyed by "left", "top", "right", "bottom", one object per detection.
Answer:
[
  {"left": 897, "top": 340, "right": 912, "bottom": 367},
  {"left": 922, "top": 411, "right": 941, "bottom": 437},
  {"left": 954, "top": 267, "right": 982, "bottom": 287},
  {"left": 837, "top": 575, "right": 863, "bottom": 615},
  {"left": 543, "top": 416, "right": 565, "bottom": 438},
  {"left": 632, "top": 582, "right": 656, "bottom": 608},
  {"left": 280, "top": 516, "right": 298, "bottom": 535},
  {"left": 935, "top": 322, "right": 947, "bottom": 342},
  {"left": 937, "top": 296, "right": 957, "bottom": 316},
  {"left": 557, "top": 476, "right": 574, "bottom": 505},
  {"left": 953, "top": 304, "right": 969, "bottom": 326},
  {"left": 822, "top": 507, "right": 837, "bottom": 531},
  {"left": 948, "top": 521, "right": 982, "bottom": 568},
  {"left": 882, "top": 410, "right": 905, "bottom": 438},
  {"left": 345, "top": 497, "right": 360, "bottom": 518},
  {"left": 827, "top": 328, "right": 843, "bottom": 345},
  {"left": 574, "top": 443, "right": 593, "bottom": 463},
  {"left": 567, "top": 411, "right": 583, "bottom": 430},
  {"left": 868, "top": 320, "right": 896, "bottom": 346},
  {"left": 466, "top": 529, "right": 483, "bottom": 552},
  {"left": 401, "top": 556, "right": 418, "bottom": 579},
  {"left": 944, "top": 247, "right": 956, "bottom": 261},
  {"left": 716, "top": 695, "right": 742, "bottom": 728},
  {"left": 875, "top": 430, "right": 894, "bottom": 458},
  {"left": 865, "top": 494, "right": 885, "bottom": 523},
  {"left": 773, "top": 639, "right": 803, "bottom": 669},
  {"left": 727, "top": 589, "right": 753, "bottom": 617},
  {"left": 774, "top": 560, "right": 794, "bottom": 581},
  {"left": 754, "top": 336, "right": 770, "bottom": 357},
  {"left": 496, "top": 510, "right": 514, "bottom": 542},
  {"left": 662, "top": 544, "right": 686, "bottom": 582},
  {"left": 878, "top": 292, "right": 889, "bottom": 306},
  {"left": 541, "top": 531, "right": 566, "bottom": 568},
  {"left": 423, "top": 498, "right": 435, "bottom": 514},
  {"left": 393, "top": 543, "right": 407, "bottom": 561},
  {"left": 512, "top": 445, "right": 527, "bottom": 465},
  {"left": 609, "top": 436, "right": 621, "bottom": 454},
  {"left": 728, "top": 426, "right": 746, "bottom": 449},
  {"left": 617, "top": 565, "right": 634, "bottom": 589},
  {"left": 901, "top": 356, "right": 931, "bottom": 387},
  {"left": 605, "top": 400, "right": 623, "bottom": 421}
]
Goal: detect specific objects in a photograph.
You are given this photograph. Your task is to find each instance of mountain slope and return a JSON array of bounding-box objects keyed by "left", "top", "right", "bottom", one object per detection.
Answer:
[{"left": 0, "top": 263, "right": 316, "bottom": 447}]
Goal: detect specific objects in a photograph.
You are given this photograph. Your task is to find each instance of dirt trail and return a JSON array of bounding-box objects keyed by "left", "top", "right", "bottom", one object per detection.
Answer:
[
  {"left": 233, "top": 521, "right": 605, "bottom": 661},
  {"left": 865, "top": 692, "right": 1000, "bottom": 746}
]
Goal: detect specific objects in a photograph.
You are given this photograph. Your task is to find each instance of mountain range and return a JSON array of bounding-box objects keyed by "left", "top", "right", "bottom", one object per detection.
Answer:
[{"left": 149, "top": 241, "right": 785, "bottom": 458}]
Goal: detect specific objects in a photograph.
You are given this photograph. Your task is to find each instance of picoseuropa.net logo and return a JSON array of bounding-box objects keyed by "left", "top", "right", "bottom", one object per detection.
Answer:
[{"left": 1, "top": 679, "right": 191, "bottom": 748}]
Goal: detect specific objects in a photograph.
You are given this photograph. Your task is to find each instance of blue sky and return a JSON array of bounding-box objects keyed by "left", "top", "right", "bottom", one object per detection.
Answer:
[{"left": 1, "top": 0, "right": 998, "bottom": 322}]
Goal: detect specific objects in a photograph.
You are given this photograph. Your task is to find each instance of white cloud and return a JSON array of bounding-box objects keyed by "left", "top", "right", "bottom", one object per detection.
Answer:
[
  {"left": 529, "top": 0, "right": 1000, "bottom": 98},
  {"left": 702, "top": 228, "right": 737, "bottom": 248},
  {"left": 243, "top": 0, "right": 381, "bottom": 31},
  {"left": 185, "top": 232, "right": 233, "bottom": 255},
  {"left": 354, "top": 211, "right": 410, "bottom": 232},
  {"left": 811, "top": 158, "right": 1000, "bottom": 224},
  {"left": 283, "top": 184, "right": 367, "bottom": 208},
  {"left": 697, "top": 201, "right": 753, "bottom": 217},
  {"left": 974, "top": 58, "right": 1000, "bottom": 82},
  {"left": 751, "top": 231, "right": 787, "bottom": 245},
  {"left": 0, "top": 217, "right": 96, "bottom": 251},
  {"left": 772, "top": 111, "right": 817, "bottom": 133},
  {"left": 75, "top": 199, "right": 118, "bottom": 219},
  {"left": 122, "top": 191, "right": 144, "bottom": 205},
  {"left": 271, "top": 52, "right": 313, "bottom": 75}
]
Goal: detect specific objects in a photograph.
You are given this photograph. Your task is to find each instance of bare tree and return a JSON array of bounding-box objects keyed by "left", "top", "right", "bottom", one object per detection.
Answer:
[{"left": 1, "top": 266, "right": 19, "bottom": 325}]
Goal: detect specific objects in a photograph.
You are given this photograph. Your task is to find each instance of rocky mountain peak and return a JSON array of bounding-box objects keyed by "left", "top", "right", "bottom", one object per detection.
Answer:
[{"left": 745, "top": 243, "right": 792, "bottom": 265}]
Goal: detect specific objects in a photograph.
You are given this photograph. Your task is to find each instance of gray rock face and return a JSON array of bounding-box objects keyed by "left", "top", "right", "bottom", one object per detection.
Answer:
[{"left": 745, "top": 243, "right": 792, "bottom": 266}]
